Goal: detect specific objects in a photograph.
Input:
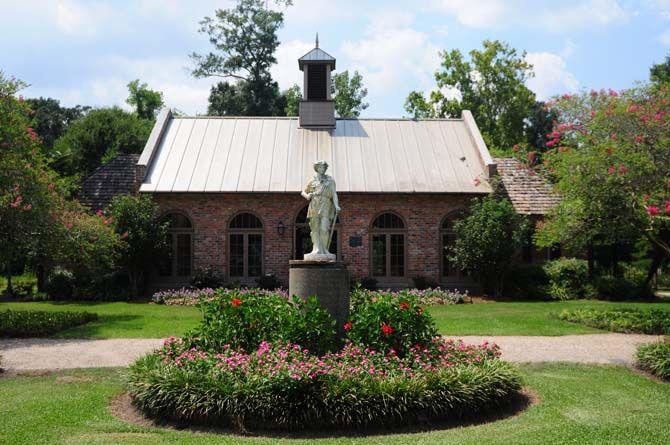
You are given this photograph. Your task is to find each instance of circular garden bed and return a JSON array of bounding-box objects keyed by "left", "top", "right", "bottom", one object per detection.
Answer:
[{"left": 127, "top": 288, "right": 522, "bottom": 431}]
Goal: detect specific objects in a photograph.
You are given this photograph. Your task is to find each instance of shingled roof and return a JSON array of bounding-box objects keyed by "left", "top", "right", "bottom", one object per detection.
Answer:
[
  {"left": 79, "top": 154, "right": 140, "bottom": 211},
  {"left": 494, "top": 157, "right": 560, "bottom": 215}
]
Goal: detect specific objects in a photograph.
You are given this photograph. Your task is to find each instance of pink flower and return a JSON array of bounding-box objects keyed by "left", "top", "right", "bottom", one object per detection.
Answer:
[
  {"left": 635, "top": 135, "right": 644, "bottom": 144},
  {"left": 343, "top": 321, "right": 352, "bottom": 331},
  {"left": 24, "top": 204, "right": 32, "bottom": 211},
  {"left": 618, "top": 164, "right": 628, "bottom": 174},
  {"left": 10, "top": 195, "right": 23, "bottom": 208},
  {"left": 647, "top": 205, "right": 660, "bottom": 216},
  {"left": 665, "top": 202, "right": 670, "bottom": 214},
  {"left": 643, "top": 194, "right": 650, "bottom": 202},
  {"left": 608, "top": 166, "right": 616, "bottom": 175},
  {"left": 627, "top": 104, "right": 640, "bottom": 113}
]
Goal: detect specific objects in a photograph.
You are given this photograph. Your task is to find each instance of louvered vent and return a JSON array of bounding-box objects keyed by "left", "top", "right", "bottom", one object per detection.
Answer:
[{"left": 307, "top": 65, "right": 327, "bottom": 101}]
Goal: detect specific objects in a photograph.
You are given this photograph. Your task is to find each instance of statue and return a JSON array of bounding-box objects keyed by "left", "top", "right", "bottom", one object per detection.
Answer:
[{"left": 301, "top": 160, "right": 340, "bottom": 261}]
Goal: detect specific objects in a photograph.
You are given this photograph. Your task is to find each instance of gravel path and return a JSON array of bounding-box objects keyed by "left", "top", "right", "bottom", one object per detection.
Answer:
[{"left": 0, "top": 334, "right": 663, "bottom": 371}]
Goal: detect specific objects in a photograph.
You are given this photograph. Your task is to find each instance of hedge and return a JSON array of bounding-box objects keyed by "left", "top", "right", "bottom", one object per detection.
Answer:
[{"left": 0, "top": 309, "right": 98, "bottom": 337}]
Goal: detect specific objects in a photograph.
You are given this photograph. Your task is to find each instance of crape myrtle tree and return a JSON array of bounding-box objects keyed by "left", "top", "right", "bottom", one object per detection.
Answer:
[
  {"left": 405, "top": 40, "right": 536, "bottom": 153},
  {"left": 0, "top": 73, "right": 120, "bottom": 293},
  {"left": 192, "top": 0, "right": 292, "bottom": 116},
  {"left": 107, "top": 194, "right": 168, "bottom": 298},
  {"left": 536, "top": 85, "right": 670, "bottom": 284},
  {"left": 449, "top": 193, "right": 529, "bottom": 297}
]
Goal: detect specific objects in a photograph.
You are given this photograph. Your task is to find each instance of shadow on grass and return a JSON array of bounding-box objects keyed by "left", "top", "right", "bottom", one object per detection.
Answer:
[{"left": 110, "top": 389, "right": 537, "bottom": 439}]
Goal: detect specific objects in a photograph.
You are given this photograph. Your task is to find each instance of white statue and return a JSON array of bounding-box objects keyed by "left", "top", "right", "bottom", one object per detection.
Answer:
[{"left": 301, "top": 160, "right": 340, "bottom": 261}]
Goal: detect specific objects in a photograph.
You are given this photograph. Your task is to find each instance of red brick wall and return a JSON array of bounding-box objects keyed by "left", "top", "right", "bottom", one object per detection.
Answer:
[{"left": 152, "top": 193, "right": 477, "bottom": 287}]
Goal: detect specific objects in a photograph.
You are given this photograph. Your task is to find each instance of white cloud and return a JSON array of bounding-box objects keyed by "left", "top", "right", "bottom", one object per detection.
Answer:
[
  {"left": 55, "top": 0, "right": 116, "bottom": 36},
  {"left": 340, "top": 13, "right": 440, "bottom": 100},
  {"left": 649, "top": 0, "right": 670, "bottom": 19},
  {"left": 430, "top": 0, "right": 506, "bottom": 27},
  {"left": 659, "top": 29, "right": 670, "bottom": 45},
  {"left": 25, "top": 55, "right": 212, "bottom": 115},
  {"left": 525, "top": 52, "right": 579, "bottom": 99},
  {"left": 271, "top": 39, "right": 313, "bottom": 90},
  {"left": 539, "top": 0, "right": 630, "bottom": 31}
]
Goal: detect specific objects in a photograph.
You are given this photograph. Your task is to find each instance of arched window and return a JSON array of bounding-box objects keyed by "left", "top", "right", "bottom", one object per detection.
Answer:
[
  {"left": 441, "top": 211, "right": 464, "bottom": 280},
  {"left": 370, "top": 212, "right": 406, "bottom": 279},
  {"left": 158, "top": 212, "right": 193, "bottom": 278},
  {"left": 229, "top": 212, "right": 263, "bottom": 279},
  {"left": 294, "top": 205, "right": 340, "bottom": 260}
]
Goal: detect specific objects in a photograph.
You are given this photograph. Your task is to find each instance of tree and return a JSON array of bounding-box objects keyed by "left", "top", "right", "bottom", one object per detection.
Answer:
[
  {"left": 207, "top": 81, "right": 247, "bottom": 116},
  {"left": 25, "top": 97, "right": 88, "bottom": 151},
  {"left": 0, "top": 73, "right": 67, "bottom": 294},
  {"left": 126, "top": 79, "right": 164, "bottom": 119},
  {"left": 53, "top": 107, "right": 153, "bottom": 178},
  {"left": 331, "top": 70, "right": 368, "bottom": 117},
  {"left": 283, "top": 84, "right": 301, "bottom": 116},
  {"left": 650, "top": 52, "right": 670, "bottom": 84},
  {"left": 107, "top": 194, "right": 168, "bottom": 297},
  {"left": 449, "top": 194, "right": 528, "bottom": 296},
  {"left": 192, "top": 0, "right": 291, "bottom": 116},
  {"left": 537, "top": 86, "right": 670, "bottom": 282},
  {"left": 404, "top": 40, "right": 536, "bottom": 152}
]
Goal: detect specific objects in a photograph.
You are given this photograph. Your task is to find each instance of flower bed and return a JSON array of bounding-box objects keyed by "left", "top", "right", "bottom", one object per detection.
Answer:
[
  {"left": 129, "top": 337, "right": 521, "bottom": 430},
  {"left": 350, "top": 286, "right": 469, "bottom": 308},
  {"left": 557, "top": 308, "right": 670, "bottom": 334},
  {"left": 636, "top": 342, "right": 670, "bottom": 380},
  {"left": 152, "top": 287, "right": 288, "bottom": 306},
  {"left": 0, "top": 309, "right": 98, "bottom": 337}
]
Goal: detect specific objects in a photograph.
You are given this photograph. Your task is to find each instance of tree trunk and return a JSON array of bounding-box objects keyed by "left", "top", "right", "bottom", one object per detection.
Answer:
[
  {"left": 5, "top": 261, "right": 13, "bottom": 296},
  {"left": 644, "top": 250, "right": 664, "bottom": 290}
]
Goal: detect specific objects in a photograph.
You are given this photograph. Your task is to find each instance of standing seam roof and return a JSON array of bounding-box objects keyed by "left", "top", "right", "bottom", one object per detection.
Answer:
[{"left": 139, "top": 115, "right": 494, "bottom": 194}]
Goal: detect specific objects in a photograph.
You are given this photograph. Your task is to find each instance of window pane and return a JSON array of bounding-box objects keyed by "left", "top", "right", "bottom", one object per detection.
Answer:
[
  {"left": 390, "top": 234, "right": 404, "bottom": 277},
  {"left": 247, "top": 234, "right": 263, "bottom": 277},
  {"left": 230, "top": 213, "right": 262, "bottom": 229},
  {"left": 442, "top": 233, "right": 457, "bottom": 276},
  {"left": 229, "top": 234, "right": 244, "bottom": 277},
  {"left": 372, "top": 213, "right": 404, "bottom": 229},
  {"left": 158, "top": 233, "right": 174, "bottom": 276},
  {"left": 176, "top": 234, "right": 191, "bottom": 276},
  {"left": 372, "top": 234, "right": 386, "bottom": 277}
]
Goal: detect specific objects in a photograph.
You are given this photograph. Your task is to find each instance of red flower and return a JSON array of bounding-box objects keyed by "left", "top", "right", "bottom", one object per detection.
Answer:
[
  {"left": 647, "top": 205, "right": 660, "bottom": 216},
  {"left": 381, "top": 323, "right": 394, "bottom": 336},
  {"left": 618, "top": 164, "right": 628, "bottom": 174},
  {"left": 231, "top": 298, "right": 242, "bottom": 307},
  {"left": 343, "top": 321, "right": 352, "bottom": 331},
  {"left": 399, "top": 301, "right": 410, "bottom": 310},
  {"left": 665, "top": 202, "right": 670, "bottom": 214},
  {"left": 607, "top": 166, "right": 616, "bottom": 174},
  {"left": 635, "top": 135, "right": 644, "bottom": 144}
]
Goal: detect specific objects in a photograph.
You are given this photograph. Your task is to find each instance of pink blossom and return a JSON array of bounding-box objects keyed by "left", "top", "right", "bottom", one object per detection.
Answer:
[
  {"left": 10, "top": 195, "right": 23, "bottom": 208},
  {"left": 647, "top": 205, "right": 660, "bottom": 216},
  {"left": 608, "top": 166, "right": 616, "bottom": 175},
  {"left": 635, "top": 135, "right": 644, "bottom": 144},
  {"left": 627, "top": 104, "right": 640, "bottom": 113},
  {"left": 665, "top": 202, "right": 670, "bottom": 214},
  {"left": 618, "top": 164, "right": 628, "bottom": 175}
]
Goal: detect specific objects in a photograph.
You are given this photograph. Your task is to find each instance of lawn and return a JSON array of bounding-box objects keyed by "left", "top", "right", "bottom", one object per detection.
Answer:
[
  {"left": 0, "top": 302, "right": 200, "bottom": 339},
  {"left": 1, "top": 299, "right": 669, "bottom": 338},
  {"left": 0, "top": 363, "right": 667, "bottom": 444}
]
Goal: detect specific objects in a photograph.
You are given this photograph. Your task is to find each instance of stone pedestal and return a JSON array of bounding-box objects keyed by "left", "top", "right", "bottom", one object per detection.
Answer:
[{"left": 289, "top": 260, "right": 349, "bottom": 335}]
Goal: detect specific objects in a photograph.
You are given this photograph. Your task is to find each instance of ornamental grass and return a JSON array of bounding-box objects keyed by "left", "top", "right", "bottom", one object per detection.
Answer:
[
  {"left": 128, "top": 337, "right": 521, "bottom": 430},
  {"left": 557, "top": 308, "right": 670, "bottom": 334},
  {"left": 636, "top": 341, "right": 670, "bottom": 380}
]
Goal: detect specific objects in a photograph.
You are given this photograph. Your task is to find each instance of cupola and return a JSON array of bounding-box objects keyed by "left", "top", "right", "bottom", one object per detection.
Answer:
[{"left": 298, "top": 34, "right": 336, "bottom": 129}]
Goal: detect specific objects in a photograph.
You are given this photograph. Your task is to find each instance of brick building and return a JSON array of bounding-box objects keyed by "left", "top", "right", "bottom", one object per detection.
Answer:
[{"left": 81, "top": 43, "right": 558, "bottom": 290}]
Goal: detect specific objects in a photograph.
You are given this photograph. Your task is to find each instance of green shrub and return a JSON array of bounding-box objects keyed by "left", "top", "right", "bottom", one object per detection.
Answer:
[
  {"left": 350, "top": 285, "right": 469, "bottom": 309},
  {"left": 557, "top": 308, "right": 670, "bottom": 334},
  {"left": 0, "top": 309, "right": 98, "bottom": 337},
  {"left": 128, "top": 338, "right": 521, "bottom": 430},
  {"left": 594, "top": 266, "right": 651, "bottom": 300},
  {"left": 346, "top": 290, "right": 437, "bottom": 355},
  {"left": 636, "top": 341, "right": 670, "bottom": 380},
  {"left": 191, "top": 266, "right": 224, "bottom": 289},
  {"left": 542, "top": 258, "right": 589, "bottom": 300},
  {"left": 191, "top": 289, "right": 336, "bottom": 354},
  {"left": 45, "top": 268, "right": 75, "bottom": 299},
  {"left": 504, "top": 263, "right": 549, "bottom": 299}
]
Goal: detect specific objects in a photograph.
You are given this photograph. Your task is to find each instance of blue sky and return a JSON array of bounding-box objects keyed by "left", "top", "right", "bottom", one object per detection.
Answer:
[{"left": 2, "top": 0, "right": 670, "bottom": 117}]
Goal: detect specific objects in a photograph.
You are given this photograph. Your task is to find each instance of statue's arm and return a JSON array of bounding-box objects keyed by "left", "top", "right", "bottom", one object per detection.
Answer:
[
  {"left": 332, "top": 181, "right": 340, "bottom": 212},
  {"left": 301, "top": 180, "right": 313, "bottom": 200}
]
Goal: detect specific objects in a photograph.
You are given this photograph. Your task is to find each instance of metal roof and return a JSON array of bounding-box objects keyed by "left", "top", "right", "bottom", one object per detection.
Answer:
[
  {"left": 298, "top": 47, "right": 336, "bottom": 70},
  {"left": 138, "top": 110, "right": 495, "bottom": 194}
]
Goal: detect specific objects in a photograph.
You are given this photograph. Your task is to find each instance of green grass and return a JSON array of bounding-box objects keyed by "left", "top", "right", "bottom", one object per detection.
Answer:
[
  {"left": 0, "top": 302, "right": 200, "bottom": 339},
  {"left": 0, "top": 273, "right": 37, "bottom": 293},
  {"left": 1, "top": 299, "right": 669, "bottom": 339},
  {"left": 429, "top": 300, "right": 670, "bottom": 336},
  {"left": 1, "top": 364, "right": 669, "bottom": 444}
]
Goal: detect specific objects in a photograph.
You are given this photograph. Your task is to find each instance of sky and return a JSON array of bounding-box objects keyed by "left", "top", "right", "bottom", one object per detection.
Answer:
[{"left": 2, "top": 0, "right": 670, "bottom": 117}]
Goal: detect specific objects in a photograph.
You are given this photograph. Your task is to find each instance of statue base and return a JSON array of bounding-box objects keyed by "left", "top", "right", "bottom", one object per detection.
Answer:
[
  {"left": 289, "top": 260, "right": 349, "bottom": 337},
  {"left": 303, "top": 252, "right": 336, "bottom": 262}
]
